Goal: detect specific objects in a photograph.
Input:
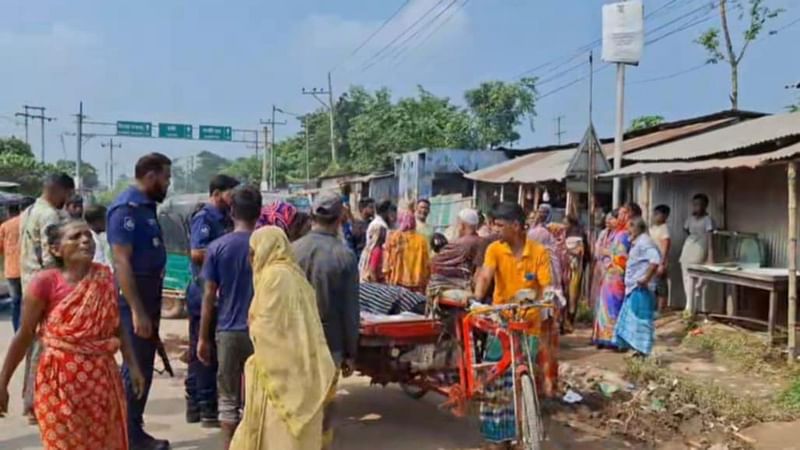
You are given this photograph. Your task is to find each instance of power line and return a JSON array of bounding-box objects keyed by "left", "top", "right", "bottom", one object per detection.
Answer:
[
  {"left": 630, "top": 62, "right": 710, "bottom": 84},
  {"left": 361, "top": 0, "right": 447, "bottom": 71},
  {"left": 392, "top": 0, "right": 470, "bottom": 68},
  {"left": 383, "top": 0, "right": 460, "bottom": 64},
  {"left": 330, "top": 0, "right": 412, "bottom": 73},
  {"left": 770, "top": 16, "right": 800, "bottom": 35}
]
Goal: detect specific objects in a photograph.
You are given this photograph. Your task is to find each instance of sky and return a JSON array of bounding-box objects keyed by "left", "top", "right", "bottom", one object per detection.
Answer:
[{"left": 1, "top": 0, "right": 799, "bottom": 186}]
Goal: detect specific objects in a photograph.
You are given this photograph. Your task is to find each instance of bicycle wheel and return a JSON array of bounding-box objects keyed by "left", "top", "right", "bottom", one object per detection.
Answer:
[{"left": 517, "top": 372, "right": 544, "bottom": 450}]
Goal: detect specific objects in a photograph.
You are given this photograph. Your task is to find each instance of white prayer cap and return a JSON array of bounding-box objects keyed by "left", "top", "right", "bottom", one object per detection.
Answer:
[{"left": 457, "top": 208, "right": 479, "bottom": 226}]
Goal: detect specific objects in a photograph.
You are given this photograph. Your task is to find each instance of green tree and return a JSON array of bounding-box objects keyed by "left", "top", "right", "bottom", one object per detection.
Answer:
[
  {"left": 55, "top": 160, "right": 100, "bottom": 189},
  {"left": 223, "top": 155, "right": 262, "bottom": 185},
  {"left": 95, "top": 175, "right": 132, "bottom": 206},
  {"left": 184, "top": 151, "right": 230, "bottom": 193},
  {"left": 0, "top": 137, "right": 53, "bottom": 194},
  {"left": 464, "top": 77, "right": 537, "bottom": 148},
  {"left": 696, "top": 0, "right": 783, "bottom": 109},
  {"left": 629, "top": 115, "right": 666, "bottom": 131}
]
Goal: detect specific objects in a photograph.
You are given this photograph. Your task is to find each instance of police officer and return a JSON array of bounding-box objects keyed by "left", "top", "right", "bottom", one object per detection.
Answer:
[
  {"left": 108, "top": 153, "right": 172, "bottom": 450},
  {"left": 185, "top": 174, "right": 239, "bottom": 427}
]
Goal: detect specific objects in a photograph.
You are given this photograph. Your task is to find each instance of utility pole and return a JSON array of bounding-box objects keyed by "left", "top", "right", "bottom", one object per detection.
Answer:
[
  {"left": 260, "top": 127, "right": 269, "bottom": 192},
  {"left": 302, "top": 72, "right": 336, "bottom": 166},
  {"left": 75, "top": 102, "right": 85, "bottom": 191},
  {"left": 553, "top": 115, "right": 566, "bottom": 145},
  {"left": 15, "top": 105, "right": 55, "bottom": 162},
  {"left": 612, "top": 63, "right": 625, "bottom": 209},
  {"left": 101, "top": 138, "right": 122, "bottom": 189},
  {"left": 260, "top": 107, "right": 286, "bottom": 191},
  {"left": 305, "top": 117, "right": 311, "bottom": 186}
]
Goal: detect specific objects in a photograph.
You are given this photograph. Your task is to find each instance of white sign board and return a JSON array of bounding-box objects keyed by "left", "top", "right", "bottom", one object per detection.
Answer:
[{"left": 602, "top": 0, "right": 644, "bottom": 65}]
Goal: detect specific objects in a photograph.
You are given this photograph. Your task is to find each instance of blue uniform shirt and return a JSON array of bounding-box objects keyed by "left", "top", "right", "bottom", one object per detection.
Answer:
[
  {"left": 186, "top": 203, "right": 230, "bottom": 316},
  {"left": 107, "top": 186, "right": 167, "bottom": 310}
]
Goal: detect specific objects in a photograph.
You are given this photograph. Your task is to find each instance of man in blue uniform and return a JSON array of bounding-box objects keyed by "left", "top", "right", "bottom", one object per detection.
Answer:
[
  {"left": 108, "top": 153, "right": 172, "bottom": 450},
  {"left": 185, "top": 174, "right": 239, "bottom": 427}
]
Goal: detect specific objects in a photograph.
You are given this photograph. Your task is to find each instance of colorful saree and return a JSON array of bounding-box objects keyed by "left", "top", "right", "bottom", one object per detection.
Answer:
[
  {"left": 34, "top": 264, "right": 128, "bottom": 450},
  {"left": 589, "top": 229, "right": 612, "bottom": 310},
  {"left": 592, "top": 230, "right": 631, "bottom": 347},
  {"left": 384, "top": 212, "right": 430, "bottom": 292}
]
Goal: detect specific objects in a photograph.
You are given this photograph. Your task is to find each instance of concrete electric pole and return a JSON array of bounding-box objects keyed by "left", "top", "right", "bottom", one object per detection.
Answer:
[
  {"left": 101, "top": 138, "right": 122, "bottom": 189},
  {"left": 302, "top": 72, "right": 337, "bottom": 166},
  {"left": 15, "top": 105, "right": 55, "bottom": 162},
  {"left": 260, "top": 106, "right": 287, "bottom": 191}
]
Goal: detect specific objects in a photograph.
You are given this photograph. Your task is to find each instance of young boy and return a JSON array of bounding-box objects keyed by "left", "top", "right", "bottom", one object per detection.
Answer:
[
  {"left": 649, "top": 204, "right": 671, "bottom": 311},
  {"left": 84, "top": 204, "right": 111, "bottom": 268},
  {"left": 197, "top": 185, "right": 261, "bottom": 447}
]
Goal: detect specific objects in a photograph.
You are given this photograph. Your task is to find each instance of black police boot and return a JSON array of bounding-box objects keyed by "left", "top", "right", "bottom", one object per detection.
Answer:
[{"left": 185, "top": 397, "right": 200, "bottom": 424}]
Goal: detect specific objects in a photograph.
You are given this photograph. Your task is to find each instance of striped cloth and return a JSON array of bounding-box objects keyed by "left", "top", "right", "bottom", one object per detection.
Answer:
[
  {"left": 613, "top": 287, "right": 656, "bottom": 355},
  {"left": 359, "top": 282, "right": 426, "bottom": 315}
]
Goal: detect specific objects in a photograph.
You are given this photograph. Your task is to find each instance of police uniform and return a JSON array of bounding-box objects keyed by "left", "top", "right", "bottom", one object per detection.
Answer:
[
  {"left": 107, "top": 186, "right": 167, "bottom": 446},
  {"left": 185, "top": 203, "right": 230, "bottom": 421}
]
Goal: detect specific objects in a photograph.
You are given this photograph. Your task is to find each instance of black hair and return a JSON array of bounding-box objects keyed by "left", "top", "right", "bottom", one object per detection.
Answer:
[
  {"left": 654, "top": 204, "right": 671, "bottom": 216},
  {"left": 376, "top": 200, "right": 396, "bottom": 216},
  {"left": 44, "top": 220, "right": 84, "bottom": 267},
  {"left": 43, "top": 172, "right": 75, "bottom": 190},
  {"left": 417, "top": 198, "right": 431, "bottom": 207},
  {"left": 431, "top": 233, "right": 448, "bottom": 253},
  {"left": 358, "top": 197, "right": 375, "bottom": 211},
  {"left": 287, "top": 212, "right": 311, "bottom": 242},
  {"left": 692, "top": 193, "right": 709, "bottom": 206},
  {"left": 135, "top": 153, "right": 172, "bottom": 180},
  {"left": 313, "top": 213, "right": 339, "bottom": 226},
  {"left": 231, "top": 186, "right": 262, "bottom": 223},
  {"left": 624, "top": 202, "right": 643, "bottom": 218},
  {"left": 209, "top": 174, "right": 240, "bottom": 196},
  {"left": 8, "top": 204, "right": 21, "bottom": 216},
  {"left": 66, "top": 194, "right": 83, "bottom": 206},
  {"left": 610, "top": 208, "right": 620, "bottom": 219},
  {"left": 491, "top": 202, "right": 525, "bottom": 225},
  {"left": 84, "top": 204, "right": 107, "bottom": 226}
]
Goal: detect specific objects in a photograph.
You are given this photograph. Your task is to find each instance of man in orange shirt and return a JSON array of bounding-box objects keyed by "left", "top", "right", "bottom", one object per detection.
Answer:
[
  {"left": 473, "top": 202, "right": 554, "bottom": 449},
  {"left": 0, "top": 203, "right": 24, "bottom": 331}
]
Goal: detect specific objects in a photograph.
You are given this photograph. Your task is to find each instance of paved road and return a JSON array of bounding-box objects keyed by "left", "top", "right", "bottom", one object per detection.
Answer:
[{"left": 0, "top": 315, "right": 628, "bottom": 450}]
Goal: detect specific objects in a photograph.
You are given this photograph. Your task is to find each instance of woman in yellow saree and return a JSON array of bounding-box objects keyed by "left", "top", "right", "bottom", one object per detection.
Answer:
[{"left": 231, "top": 226, "right": 336, "bottom": 450}]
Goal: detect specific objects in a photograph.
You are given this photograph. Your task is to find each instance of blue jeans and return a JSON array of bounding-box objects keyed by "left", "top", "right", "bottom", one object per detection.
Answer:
[
  {"left": 185, "top": 313, "right": 218, "bottom": 408},
  {"left": 7, "top": 278, "right": 22, "bottom": 332},
  {"left": 119, "top": 303, "right": 159, "bottom": 442}
]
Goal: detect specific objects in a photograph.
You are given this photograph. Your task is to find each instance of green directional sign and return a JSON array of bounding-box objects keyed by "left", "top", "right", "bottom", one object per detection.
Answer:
[
  {"left": 158, "top": 123, "right": 193, "bottom": 139},
  {"left": 117, "top": 121, "right": 152, "bottom": 137},
  {"left": 199, "top": 125, "right": 233, "bottom": 141}
]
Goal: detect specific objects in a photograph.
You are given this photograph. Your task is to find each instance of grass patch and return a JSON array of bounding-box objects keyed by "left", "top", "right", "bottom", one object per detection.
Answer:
[
  {"left": 625, "top": 357, "right": 779, "bottom": 426},
  {"left": 682, "top": 326, "right": 786, "bottom": 375}
]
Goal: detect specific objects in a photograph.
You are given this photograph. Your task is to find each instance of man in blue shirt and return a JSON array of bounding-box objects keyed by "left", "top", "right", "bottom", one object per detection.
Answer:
[
  {"left": 107, "top": 153, "right": 172, "bottom": 450},
  {"left": 197, "top": 185, "right": 261, "bottom": 447},
  {"left": 184, "top": 174, "right": 239, "bottom": 427}
]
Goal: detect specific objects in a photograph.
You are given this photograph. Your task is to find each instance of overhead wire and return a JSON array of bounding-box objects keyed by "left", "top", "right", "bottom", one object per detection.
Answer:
[
  {"left": 384, "top": 0, "right": 461, "bottom": 63},
  {"left": 629, "top": 62, "right": 710, "bottom": 84},
  {"left": 361, "top": 0, "right": 448, "bottom": 71},
  {"left": 391, "top": 0, "right": 470, "bottom": 67},
  {"left": 330, "top": 0, "right": 412, "bottom": 73}
]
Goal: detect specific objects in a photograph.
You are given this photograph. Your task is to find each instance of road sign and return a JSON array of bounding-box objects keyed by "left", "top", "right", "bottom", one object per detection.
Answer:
[
  {"left": 199, "top": 125, "right": 233, "bottom": 141},
  {"left": 158, "top": 123, "right": 193, "bottom": 139},
  {"left": 117, "top": 121, "right": 152, "bottom": 137}
]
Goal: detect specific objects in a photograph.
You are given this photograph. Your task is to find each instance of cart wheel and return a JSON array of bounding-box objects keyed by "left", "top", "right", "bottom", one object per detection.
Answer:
[
  {"left": 162, "top": 296, "right": 186, "bottom": 319},
  {"left": 517, "top": 373, "right": 544, "bottom": 450},
  {"left": 400, "top": 383, "right": 428, "bottom": 400}
]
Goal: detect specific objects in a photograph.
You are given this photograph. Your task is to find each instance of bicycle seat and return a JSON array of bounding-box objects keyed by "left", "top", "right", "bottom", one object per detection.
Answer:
[{"left": 438, "top": 289, "right": 472, "bottom": 309}]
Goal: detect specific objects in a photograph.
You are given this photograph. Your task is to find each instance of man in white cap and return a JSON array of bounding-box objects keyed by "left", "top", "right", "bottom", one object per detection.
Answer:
[{"left": 429, "top": 208, "right": 487, "bottom": 293}]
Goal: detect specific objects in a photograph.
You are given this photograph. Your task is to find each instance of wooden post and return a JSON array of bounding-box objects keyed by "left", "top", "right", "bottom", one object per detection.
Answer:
[
  {"left": 472, "top": 181, "right": 478, "bottom": 209},
  {"left": 788, "top": 161, "right": 797, "bottom": 363},
  {"left": 533, "top": 185, "right": 541, "bottom": 211},
  {"left": 518, "top": 184, "right": 524, "bottom": 207},
  {"left": 500, "top": 184, "right": 505, "bottom": 202}
]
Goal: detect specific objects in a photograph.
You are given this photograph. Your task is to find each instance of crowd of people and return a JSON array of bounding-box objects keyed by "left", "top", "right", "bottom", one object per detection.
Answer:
[{"left": 0, "top": 149, "right": 717, "bottom": 450}]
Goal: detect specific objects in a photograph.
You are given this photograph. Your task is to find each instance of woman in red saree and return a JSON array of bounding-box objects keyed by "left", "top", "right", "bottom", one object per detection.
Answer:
[{"left": 0, "top": 220, "right": 145, "bottom": 450}]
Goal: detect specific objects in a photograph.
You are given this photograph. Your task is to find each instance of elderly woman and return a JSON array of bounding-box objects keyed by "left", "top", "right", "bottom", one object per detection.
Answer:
[
  {"left": 0, "top": 220, "right": 145, "bottom": 450},
  {"left": 384, "top": 210, "right": 430, "bottom": 293},
  {"left": 614, "top": 216, "right": 661, "bottom": 356},
  {"left": 230, "top": 226, "right": 336, "bottom": 450}
]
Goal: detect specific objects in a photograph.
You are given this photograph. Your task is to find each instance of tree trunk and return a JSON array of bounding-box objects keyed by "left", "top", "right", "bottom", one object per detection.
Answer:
[
  {"left": 730, "top": 62, "right": 739, "bottom": 110},
  {"left": 719, "top": 0, "right": 739, "bottom": 109}
]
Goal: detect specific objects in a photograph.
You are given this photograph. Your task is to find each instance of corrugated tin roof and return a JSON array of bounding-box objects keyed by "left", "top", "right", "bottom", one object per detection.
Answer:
[
  {"left": 465, "top": 148, "right": 576, "bottom": 183},
  {"left": 603, "top": 141, "right": 800, "bottom": 177},
  {"left": 602, "top": 118, "right": 737, "bottom": 156},
  {"left": 627, "top": 112, "right": 800, "bottom": 162}
]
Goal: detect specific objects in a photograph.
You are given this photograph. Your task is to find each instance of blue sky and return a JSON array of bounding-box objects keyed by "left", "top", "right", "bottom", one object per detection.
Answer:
[{"left": 1, "top": 0, "right": 799, "bottom": 184}]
